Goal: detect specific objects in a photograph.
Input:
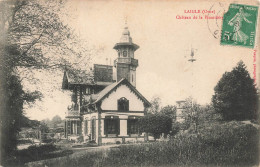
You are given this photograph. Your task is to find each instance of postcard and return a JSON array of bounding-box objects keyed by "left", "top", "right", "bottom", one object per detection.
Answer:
[{"left": 0, "top": 0, "right": 259, "bottom": 166}]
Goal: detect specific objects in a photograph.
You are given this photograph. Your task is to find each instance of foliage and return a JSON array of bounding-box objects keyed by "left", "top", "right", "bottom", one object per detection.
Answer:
[
  {"left": 37, "top": 121, "right": 259, "bottom": 167},
  {"left": 180, "top": 97, "right": 222, "bottom": 131},
  {"left": 42, "top": 115, "right": 64, "bottom": 129},
  {"left": 160, "top": 105, "right": 176, "bottom": 119},
  {"left": 212, "top": 61, "right": 259, "bottom": 121},
  {"left": 147, "top": 96, "right": 162, "bottom": 114},
  {"left": 139, "top": 113, "right": 172, "bottom": 139},
  {"left": 6, "top": 144, "right": 73, "bottom": 166},
  {"left": 51, "top": 115, "right": 63, "bottom": 128},
  {"left": 39, "top": 122, "right": 49, "bottom": 133},
  {"left": 180, "top": 97, "right": 201, "bottom": 131},
  {"left": 53, "top": 127, "right": 64, "bottom": 133},
  {"left": 0, "top": 73, "right": 42, "bottom": 163},
  {"left": 0, "top": 0, "right": 90, "bottom": 164},
  {"left": 1, "top": 0, "right": 91, "bottom": 72},
  {"left": 170, "top": 122, "right": 181, "bottom": 136}
]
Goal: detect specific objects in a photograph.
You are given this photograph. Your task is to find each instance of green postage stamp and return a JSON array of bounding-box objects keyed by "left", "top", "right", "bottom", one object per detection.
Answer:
[{"left": 221, "top": 4, "right": 258, "bottom": 48}]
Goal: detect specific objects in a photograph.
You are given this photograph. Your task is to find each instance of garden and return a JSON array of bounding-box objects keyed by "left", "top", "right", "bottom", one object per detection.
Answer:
[{"left": 23, "top": 121, "right": 259, "bottom": 167}]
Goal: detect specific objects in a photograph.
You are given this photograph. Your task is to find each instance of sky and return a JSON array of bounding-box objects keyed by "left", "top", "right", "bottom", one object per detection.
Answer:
[{"left": 25, "top": 0, "right": 259, "bottom": 120}]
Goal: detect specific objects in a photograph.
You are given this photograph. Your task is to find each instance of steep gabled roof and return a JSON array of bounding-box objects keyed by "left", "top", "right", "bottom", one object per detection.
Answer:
[
  {"left": 66, "top": 70, "right": 94, "bottom": 85},
  {"left": 62, "top": 70, "right": 95, "bottom": 89},
  {"left": 92, "top": 78, "right": 150, "bottom": 107},
  {"left": 62, "top": 65, "right": 115, "bottom": 90}
]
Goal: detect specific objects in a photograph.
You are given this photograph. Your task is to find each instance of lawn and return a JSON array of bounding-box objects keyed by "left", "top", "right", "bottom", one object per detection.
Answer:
[{"left": 27, "top": 121, "right": 259, "bottom": 167}]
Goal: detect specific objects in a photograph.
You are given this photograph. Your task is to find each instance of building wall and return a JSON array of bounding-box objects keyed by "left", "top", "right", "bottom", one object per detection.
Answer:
[
  {"left": 101, "top": 84, "right": 144, "bottom": 111},
  {"left": 83, "top": 113, "right": 99, "bottom": 142},
  {"left": 116, "top": 63, "right": 130, "bottom": 82},
  {"left": 101, "top": 112, "right": 144, "bottom": 137},
  {"left": 129, "top": 67, "right": 136, "bottom": 87},
  {"left": 82, "top": 111, "right": 145, "bottom": 143},
  {"left": 101, "top": 111, "right": 145, "bottom": 144}
]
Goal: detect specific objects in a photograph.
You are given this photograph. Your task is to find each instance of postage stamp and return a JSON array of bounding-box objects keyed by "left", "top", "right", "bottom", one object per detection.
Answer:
[{"left": 221, "top": 4, "right": 258, "bottom": 48}]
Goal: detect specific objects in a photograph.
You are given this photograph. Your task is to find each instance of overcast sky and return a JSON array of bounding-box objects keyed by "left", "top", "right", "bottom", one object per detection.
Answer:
[{"left": 25, "top": 0, "right": 259, "bottom": 120}]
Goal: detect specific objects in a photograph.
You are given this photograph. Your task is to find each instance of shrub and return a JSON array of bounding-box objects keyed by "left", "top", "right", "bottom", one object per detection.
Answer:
[
  {"left": 197, "top": 121, "right": 259, "bottom": 165},
  {"left": 101, "top": 121, "right": 259, "bottom": 167},
  {"left": 6, "top": 144, "right": 73, "bottom": 166},
  {"left": 171, "top": 122, "right": 180, "bottom": 136},
  {"left": 22, "top": 121, "right": 259, "bottom": 167},
  {"left": 139, "top": 113, "right": 172, "bottom": 139}
]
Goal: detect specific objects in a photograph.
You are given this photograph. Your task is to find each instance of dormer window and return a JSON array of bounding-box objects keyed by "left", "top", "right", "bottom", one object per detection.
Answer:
[{"left": 118, "top": 97, "right": 129, "bottom": 111}]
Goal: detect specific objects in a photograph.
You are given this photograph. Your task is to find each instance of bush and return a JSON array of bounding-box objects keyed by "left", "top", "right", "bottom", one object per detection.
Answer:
[
  {"left": 139, "top": 113, "right": 172, "bottom": 139},
  {"left": 5, "top": 144, "right": 73, "bottom": 166},
  {"left": 103, "top": 121, "right": 259, "bottom": 167},
  {"left": 171, "top": 122, "right": 180, "bottom": 136},
  {"left": 197, "top": 121, "right": 259, "bottom": 165},
  {"left": 21, "top": 121, "right": 259, "bottom": 167}
]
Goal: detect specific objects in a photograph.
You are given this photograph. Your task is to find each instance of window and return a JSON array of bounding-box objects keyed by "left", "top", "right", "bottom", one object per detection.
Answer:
[
  {"left": 123, "top": 51, "right": 127, "bottom": 57},
  {"left": 118, "top": 97, "right": 129, "bottom": 111},
  {"left": 91, "top": 118, "right": 96, "bottom": 140},
  {"left": 84, "top": 120, "right": 88, "bottom": 135},
  {"left": 104, "top": 116, "right": 120, "bottom": 136},
  {"left": 67, "top": 120, "right": 71, "bottom": 135},
  {"left": 127, "top": 116, "right": 140, "bottom": 135},
  {"left": 77, "top": 120, "right": 81, "bottom": 135}
]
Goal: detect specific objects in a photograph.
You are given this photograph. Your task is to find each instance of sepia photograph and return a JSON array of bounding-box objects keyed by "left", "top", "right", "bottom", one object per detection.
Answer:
[{"left": 0, "top": 0, "right": 259, "bottom": 166}]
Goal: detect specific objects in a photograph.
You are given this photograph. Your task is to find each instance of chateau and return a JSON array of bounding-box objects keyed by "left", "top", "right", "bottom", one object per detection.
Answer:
[{"left": 62, "top": 26, "right": 150, "bottom": 145}]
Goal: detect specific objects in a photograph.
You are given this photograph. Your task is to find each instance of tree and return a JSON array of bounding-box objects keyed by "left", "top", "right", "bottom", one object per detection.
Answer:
[
  {"left": 51, "top": 115, "right": 62, "bottom": 128},
  {"left": 212, "top": 61, "right": 258, "bottom": 121},
  {"left": 0, "top": 73, "right": 41, "bottom": 162},
  {"left": 39, "top": 122, "right": 49, "bottom": 134},
  {"left": 181, "top": 97, "right": 201, "bottom": 131},
  {"left": 0, "top": 0, "right": 92, "bottom": 164},
  {"left": 147, "top": 96, "right": 162, "bottom": 114},
  {"left": 52, "top": 115, "right": 62, "bottom": 124},
  {"left": 160, "top": 105, "right": 177, "bottom": 119},
  {"left": 139, "top": 114, "right": 172, "bottom": 139}
]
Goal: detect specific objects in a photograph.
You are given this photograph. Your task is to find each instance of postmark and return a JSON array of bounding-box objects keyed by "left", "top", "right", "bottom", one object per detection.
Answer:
[
  {"left": 207, "top": 2, "right": 227, "bottom": 39},
  {"left": 221, "top": 4, "right": 258, "bottom": 48}
]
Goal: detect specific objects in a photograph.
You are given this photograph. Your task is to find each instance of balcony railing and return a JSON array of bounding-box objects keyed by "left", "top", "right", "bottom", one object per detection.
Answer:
[
  {"left": 66, "top": 104, "right": 80, "bottom": 117},
  {"left": 114, "top": 58, "right": 138, "bottom": 67}
]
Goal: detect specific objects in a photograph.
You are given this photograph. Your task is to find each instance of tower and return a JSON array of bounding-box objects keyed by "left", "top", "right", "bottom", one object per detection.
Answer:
[{"left": 113, "top": 26, "right": 139, "bottom": 87}]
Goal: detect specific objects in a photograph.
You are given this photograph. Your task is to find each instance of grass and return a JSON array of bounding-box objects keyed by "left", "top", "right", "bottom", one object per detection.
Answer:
[
  {"left": 34, "top": 121, "right": 259, "bottom": 167},
  {"left": 5, "top": 144, "right": 73, "bottom": 167}
]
